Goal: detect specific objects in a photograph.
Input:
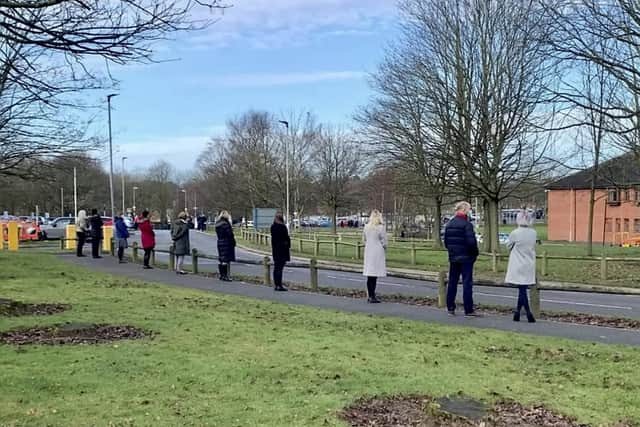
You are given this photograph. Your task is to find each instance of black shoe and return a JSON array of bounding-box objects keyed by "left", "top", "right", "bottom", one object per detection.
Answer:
[
  {"left": 447, "top": 310, "right": 456, "bottom": 316},
  {"left": 77, "top": 254, "right": 85, "bottom": 257},
  {"left": 527, "top": 313, "right": 536, "bottom": 323},
  {"left": 368, "top": 297, "right": 381, "bottom": 304},
  {"left": 274, "top": 285, "right": 288, "bottom": 292},
  {"left": 513, "top": 311, "right": 521, "bottom": 322},
  {"left": 93, "top": 256, "right": 102, "bottom": 259},
  {"left": 143, "top": 265, "right": 153, "bottom": 270},
  {"left": 221, "top": 276, "right": 233, "bottom": 282},
  {"left": 119, "top": 260, "right": 126, "bottom": 264},
  {"left": 464, "top": 311, "right": 482, "bottom": 318}
]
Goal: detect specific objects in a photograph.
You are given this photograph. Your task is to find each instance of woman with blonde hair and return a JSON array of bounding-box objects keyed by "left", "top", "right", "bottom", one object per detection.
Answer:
[
  {"left": 505, "top": 209, "right": 537, "bottom": 323},
  {"left": 76, "top": 209, "right": 88, "bottom": 257},
  {"left": 215, "top": 210, "right": 236, "bottom": 281},
  {"left": 362, "top": 210, "right": 387, "bottom": 303}
]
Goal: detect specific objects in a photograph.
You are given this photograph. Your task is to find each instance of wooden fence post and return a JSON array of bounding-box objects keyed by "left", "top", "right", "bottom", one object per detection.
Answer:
[
  {"left": 263, "top": 256, "right": 271, "bottom": 285},
  {"left": 192, "top": 248, "right": 199, "bottom": 274},
  {"left": 298, "top": 238, "right": 303, "bottom": 253},
  {"left": 437, "top": 271, "right": 447, "bottom": 308},
  {"left": 541, "top": 251, "right": 548, "bottom": 277},
  {"left": 132, "top": 242, "right": 139, "bottom": 263},
  {"left": 310, "top": 258, "right": 318, "bottom": 291},
  {"left": 530, "top": 282, "right": 541, "bottom": 317},
  {"left": 491, "top": 252, "right": 498, "bottom": 273},
  {"left": 151, "top": 249, "right": 156, "bottom": 266},
  {"left": 110, "top": 238, "right": 116, "bottom": 257},
  {"left": 600, "top": 256, "right": 608, "bottom": 281},
  {"left": 332, "top": 241, "right": 338, "bottom": 257},
  {"left": 60, "top": 238, "right": 65, "bottom": 251},
  {"left": 169, "top": 244, "right": 175, "bottom": 271},
  {"left": 410, "top": 242, "right": 417, "bottom": 265},
  {"left": 314, "top": 236, "right": 320, "bottom": 256}
]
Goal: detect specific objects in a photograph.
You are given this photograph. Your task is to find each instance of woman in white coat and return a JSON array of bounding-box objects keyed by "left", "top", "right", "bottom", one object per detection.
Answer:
[
  {"left": 362, "top": 210, "right": 387, "bottom": 303},
  {"left": 505, "top": 210, "right": 537, "bottom": 323}
]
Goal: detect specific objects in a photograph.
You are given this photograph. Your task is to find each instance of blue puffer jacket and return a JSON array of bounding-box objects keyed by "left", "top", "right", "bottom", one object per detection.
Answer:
[
  {"left": 115, "top": 217, "right": 129, "bottom": 239},
  {"left": 444, "top": 214, "right": 478, "bottom": 263}
]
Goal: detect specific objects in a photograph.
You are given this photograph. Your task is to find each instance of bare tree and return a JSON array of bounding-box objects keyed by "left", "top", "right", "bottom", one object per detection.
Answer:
[
  {"left": 145, "top": 160, "right": 177, "bottom": 224},
  {"left": 400, "top": 0, "right": 557, "bottom": 252},
  {"left": 313, "top": 128, "right": 362, "bottom": 234},
  {"left": 357, "top": 43, "right": 454, "bottom": 248}
]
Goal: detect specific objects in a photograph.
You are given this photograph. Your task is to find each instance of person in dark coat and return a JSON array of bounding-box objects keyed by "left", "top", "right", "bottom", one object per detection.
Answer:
[
  {"left": 215, "top": 210, "right": 236, "bottom": 282},
  {"left": 270, "top": 212, "right": 290, "bottom": 291},
  {"left": 114, "top": 214, "right": 129, "bottom": 263},
  {"left": 444, "top": 201, "right": 479, "bottom": 316},
  {"left": 171, "top": 211, "right": 190, "bottom": 275},
  {"left": 89, "top": 209, "right": 103, "bottom": 259},
  {"left": 137, "top": 210, "right": 155, "bottom": 269}
]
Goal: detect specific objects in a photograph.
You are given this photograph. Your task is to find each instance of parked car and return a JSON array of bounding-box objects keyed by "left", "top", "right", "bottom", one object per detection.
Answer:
[{"left": 40, "top": 216, "right": 75, "bottom": 240}]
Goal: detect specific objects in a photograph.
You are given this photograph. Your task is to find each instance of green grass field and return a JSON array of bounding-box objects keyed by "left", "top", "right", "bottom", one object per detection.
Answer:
[
  {"left": 240, "top": 225, "right": 640, "bottom": 287},
  {"left": 1, "top": 252, "right": 640, "bottom": 426}
]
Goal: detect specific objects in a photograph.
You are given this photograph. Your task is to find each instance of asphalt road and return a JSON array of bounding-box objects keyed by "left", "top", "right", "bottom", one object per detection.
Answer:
[{"left": 129, "top": 230, "right": 640, "bottom": 319}]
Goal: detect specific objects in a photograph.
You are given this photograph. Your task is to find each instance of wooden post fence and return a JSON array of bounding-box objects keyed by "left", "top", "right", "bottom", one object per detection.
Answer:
[
  {"left": 310, "top": 258, "right": 318, "bottom": 291},
  {"left": 132, "top": 242, "right": 139, "bottom": 263},
  {"left": 530, "top": 282, "right": 541, "bottom": 317},
  {"left": 541, "top": 251, "right": 548, "bottom": 277},
  {"left": 437, "top": 271, "right": 447, "bottom": 308},
  {"left": 263, "top": 256, "right": 271, "bottom": 285},
  {"left": 192, "top": 248, "right": 199, "bottom": 274},
  {"left": 169, "top": 244, "right": 175, "bottom": 271}
]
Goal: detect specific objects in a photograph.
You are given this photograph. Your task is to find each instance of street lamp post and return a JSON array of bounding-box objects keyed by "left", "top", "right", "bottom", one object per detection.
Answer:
[
  {"left": 132, "top": 186, "right": 139, "bottom": 213},
  {"left": 181, "top": 189, "right": 187, "bottom": 212},
  {"left": 107, "top": 93, "right": 119, "bottom": 222},
  {"left": 121, "top": 156, "right": 127, "bottom": 214},
  {"left": 278, "top": 120, "right": 290, "bottom": 230}
]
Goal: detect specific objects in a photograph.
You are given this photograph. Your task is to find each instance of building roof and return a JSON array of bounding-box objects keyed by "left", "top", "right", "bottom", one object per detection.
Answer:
[{"left": 546, "top": 153, "right": 640, "bottom": 190}]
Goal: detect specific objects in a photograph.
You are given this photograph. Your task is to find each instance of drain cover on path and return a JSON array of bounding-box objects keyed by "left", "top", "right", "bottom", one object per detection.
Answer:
[{"left": 436, "top": 397, "right": 487, "bottom": 421}]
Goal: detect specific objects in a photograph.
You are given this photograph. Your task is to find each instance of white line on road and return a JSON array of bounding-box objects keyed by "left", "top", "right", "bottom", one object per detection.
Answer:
[{"left": 474, "top": 292, "right": 633, "bottom": 310}]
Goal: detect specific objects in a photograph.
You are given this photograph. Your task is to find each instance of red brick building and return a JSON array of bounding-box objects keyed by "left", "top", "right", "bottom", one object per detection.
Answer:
[{"left": 546, "top": 154, "right": 640, "bottom": 244}]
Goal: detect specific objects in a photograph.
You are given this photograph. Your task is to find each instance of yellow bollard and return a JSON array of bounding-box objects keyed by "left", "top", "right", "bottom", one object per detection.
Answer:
[
  {"left": 7, "top": 221, "right": 19, "bottom": 251},
  {"left": 65, "top": 224, "right": 77, "bottom": 250},
  {"left": 103, "top": 226, "right": 113, "bottom": 253}
]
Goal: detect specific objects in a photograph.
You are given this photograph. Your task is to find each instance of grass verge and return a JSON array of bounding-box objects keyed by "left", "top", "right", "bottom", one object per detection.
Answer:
[{"left": 1, "top": 252, "right": 639, "bottom": 426}]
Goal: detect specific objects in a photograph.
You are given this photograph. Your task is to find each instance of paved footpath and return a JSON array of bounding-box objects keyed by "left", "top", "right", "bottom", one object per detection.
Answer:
[{"left": 62, "top": 253, "right": 640, "bottom": 347}]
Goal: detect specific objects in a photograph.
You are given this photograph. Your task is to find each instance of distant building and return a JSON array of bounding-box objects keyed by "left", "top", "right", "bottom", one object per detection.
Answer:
[{"left": 546, "top": 153, "right": 640, "bottom": 244}]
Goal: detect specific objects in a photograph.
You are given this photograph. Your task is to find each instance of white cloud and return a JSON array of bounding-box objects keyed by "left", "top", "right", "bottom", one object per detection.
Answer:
[
  {"left": 186, "top": 0, "right": 397, "bottom": 49},
  {"left": 194, "top": 70, "right": 366, "bottom": 88}
]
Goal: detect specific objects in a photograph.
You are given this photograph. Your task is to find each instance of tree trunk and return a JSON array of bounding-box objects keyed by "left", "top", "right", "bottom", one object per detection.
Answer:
[
  {"left": 487, "top": 198, "right": 500, "bottom": 253},
  {"left": 586, "top": 187, "right": 596, "bottom": 257},
  {"left": 432, "top": 197, "right": 443, "bottom": 249},
  {"left": 331, "top": 205, "right": 337, "bottom": 235}
]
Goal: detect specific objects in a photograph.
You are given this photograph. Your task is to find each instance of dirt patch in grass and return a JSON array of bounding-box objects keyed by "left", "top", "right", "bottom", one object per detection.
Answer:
[
  {"left": 339, "top": 395, "right": 634, "bottom": 427},
  {"left": 0, "top": 298, "right": 68, "bottom": 317},
  {"left": 0, "top": 322, "right": 150, "bottom": 345}
]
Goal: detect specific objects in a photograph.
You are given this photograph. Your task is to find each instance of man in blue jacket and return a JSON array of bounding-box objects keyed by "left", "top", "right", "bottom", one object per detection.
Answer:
[{"left": 444, "top": 201, "right": 480, "bottom": 316}]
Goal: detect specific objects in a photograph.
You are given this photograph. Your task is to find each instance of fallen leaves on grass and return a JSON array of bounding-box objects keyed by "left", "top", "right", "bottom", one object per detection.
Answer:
[{"left": 0, "top": 298, "right": 68, "bottom": 317}]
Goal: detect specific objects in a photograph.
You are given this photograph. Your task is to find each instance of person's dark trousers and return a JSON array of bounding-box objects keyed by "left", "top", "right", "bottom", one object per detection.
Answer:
[
  {"left": 143, "top": 248, "right": 153, "bottom": 267},
  {"left": 117, "top": 247, "right": 125, "bottom": 262},
  {"left": 366, "top": 276, "right": 377, "bottom": 298},
  {"left": 273, "top": 260, "right": 286, "bottom": 287},
  {"left": 514, "top": 286, "right": 535, "bottom": 322},
  {"left": 91, "top": 238, "right": 101, "bottom": 258},
  {"left": 446, "top": 261, "right": 475, "bottom": 314},
  {"left": 76, "top": 232, "right": 86, "bottom": 257}
]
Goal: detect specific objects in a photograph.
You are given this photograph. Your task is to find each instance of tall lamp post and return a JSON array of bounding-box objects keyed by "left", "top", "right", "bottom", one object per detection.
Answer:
[
  {"left": 181, "top": 189, "right": 187, "bottom": 212},
  {"left": 121, "top": 156, "right": 127, "bottom": 214},
  {"left": 278, "top": 120, "right": 290, "bottom": 230},
  {"left": 107, "top": 93, "right": 119, "bottom": 222},
  {"left": 132, "top": 186, "right": 139, "bottom": 214}
]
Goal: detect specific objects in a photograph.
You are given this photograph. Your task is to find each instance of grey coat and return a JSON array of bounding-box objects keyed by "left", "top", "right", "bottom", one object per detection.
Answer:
[
  {"left": 171, "top": 219, "right": 191, "bottom": 256},
  {"left": 505, "top": 226, "right": 537, "bottom": 285},
  {"left": 362, "top": 225, "right": 387, "bottom": 277}
]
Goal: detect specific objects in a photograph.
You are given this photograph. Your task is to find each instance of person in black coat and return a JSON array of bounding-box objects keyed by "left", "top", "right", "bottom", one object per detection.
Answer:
[
  {"left": 89, "top": 209, "right": 104, "bottom": 259},
  {"left": 270, "top": 213, "right": 290, "bottom": 292},
  {"left": 215, "top": 210, "right": 236, "bottom": 282},
  {"left": 443, "top": 201, "right": 479, "bottom": 316}
]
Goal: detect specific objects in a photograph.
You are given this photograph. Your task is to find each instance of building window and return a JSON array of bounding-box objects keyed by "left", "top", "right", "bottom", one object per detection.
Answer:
[
  {"left": 624, "top": 218, "right": 630, "bottom": 232},
  {"left": 608, "top": 188, "right": 620, "bottom": 204},
  {"left": 616, "top": 218, "right": 621, "bottom": 232},
  {"left": 635, "top": 219, "right": 640, "bottom": 233},
  {"left": 636, "top": 189, "right": 640, "bottom": 203},
  {"left": 623, "top": 189, "right": 631, "bottom": 201}
]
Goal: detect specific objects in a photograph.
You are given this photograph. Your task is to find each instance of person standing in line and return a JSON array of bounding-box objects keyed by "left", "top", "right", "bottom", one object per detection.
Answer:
[
  {"left": 270, "top": 212, "right": 290, "bottom": 292},
  {"left": 215, "top": 210, "right": 236, "bottom": 282},
  {"left": 362, "top": 209, "right": 387, "bottom": 304},
  {"left": 506, "top": 209, "right": 537, "bottom": 323},
  {"left": 138, "top": 210, "right": 155, "bottom": 269},
  {"left": 89, "top": 209, "right": 103, "bottom": 259},
  {"left": 172, "top": 211, "right": 190, "bottom": 275},
  {"left": 114, "top": 214, "right": 129, "bottom": 264},
  {"left": 76, "top": 209, "right": 88, "bottom": 257},
  {"left": 444, "top": 201, "right": 480, "bottom": 317}
]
